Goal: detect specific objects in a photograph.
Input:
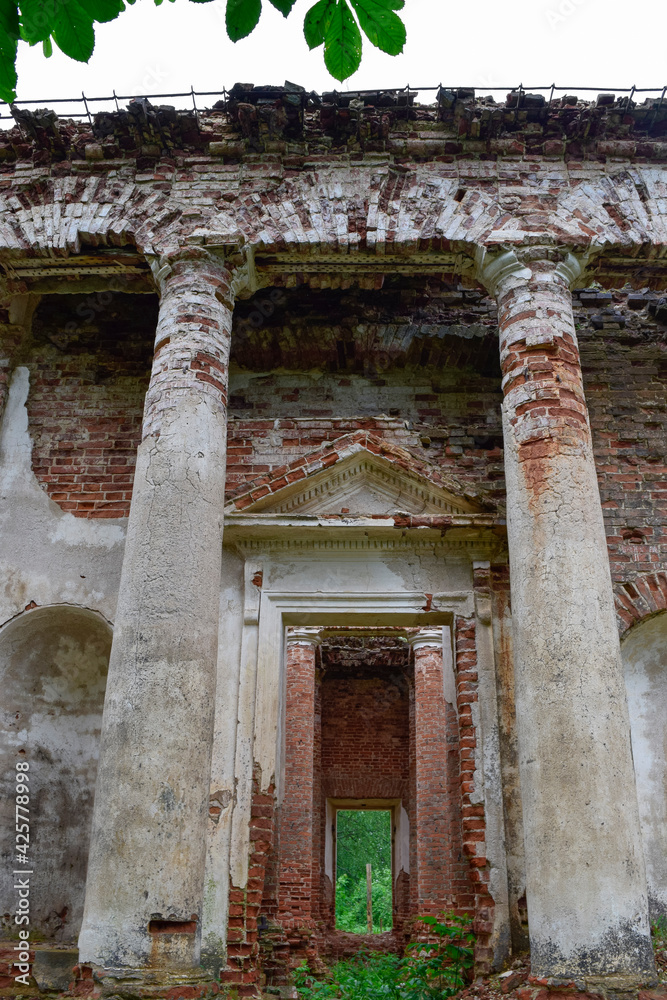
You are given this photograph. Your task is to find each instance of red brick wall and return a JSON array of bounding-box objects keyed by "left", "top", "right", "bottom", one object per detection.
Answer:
[
  {"left": 320, "top": 668, "right": 410, "bottom": 803},
  {"left": 278, "top": 640, "right": 318, "bottom": 928},
  {"left": 454, "top": 612, "right": 492, "bottom": 969},
  {"left": 227, "top": 282, "right": 504, "bottom": 505},
  {"left": 412, "top": 639, "right": 458, "bottom": 915},
  {"left": 224, "top": 766, "right": 276, "bottom": 996},
  {"left": 318, "top": 644, "right": 412, "bottom": 939},
  {"left": 19, "top": 285, "right": 667, "bottom": 597},
  {"left": 577, "top": 290, "right": 667, "bottom": 591},
  {"left": 26, "top": 292, "right": 155, "bottom": 518},
  {"left": 410, "top": 636, "right": 468, "bottom": 919}
]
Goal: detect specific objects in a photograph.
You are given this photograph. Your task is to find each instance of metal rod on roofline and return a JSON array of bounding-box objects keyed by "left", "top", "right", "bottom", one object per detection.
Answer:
[
  {"left": 7, "top": 85, "right": 667, "bottom": 109},
  {"left": 81, "top": 92, "right": 93, "bottom": 126},
  {"left": 4, "top": 84, "right": 667, "bottom": 117},
  {"left": 114, "top": 92, "right": 192, "bottom": 101},
  {"left": 648, "top": 84, "right": 667, "bottom": 130}
]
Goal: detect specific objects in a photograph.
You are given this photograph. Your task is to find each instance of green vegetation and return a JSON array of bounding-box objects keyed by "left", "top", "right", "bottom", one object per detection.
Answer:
[
  {"left": 335, "top": 810, "right": 392, "bottom": 933},
  {"left": 295, "top": 913, "right": 475, "bottom": 1000},
  {"left": 652, "top": 915, "right": 667, "bottom": 977},
  {"left": 0, "top": 0, "right": 407, "bottom": 105}
]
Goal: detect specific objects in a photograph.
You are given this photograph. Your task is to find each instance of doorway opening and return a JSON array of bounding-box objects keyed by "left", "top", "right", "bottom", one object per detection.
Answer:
[{"left": 335, "top": 808, "right": 393, "bottom": 933}]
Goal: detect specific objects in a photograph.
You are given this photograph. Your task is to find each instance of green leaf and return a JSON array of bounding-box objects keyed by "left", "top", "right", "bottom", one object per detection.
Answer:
[
  {"left": 225, "top": 0, "right": 260, "bottom": 40},
  {"left": 349, "top": 0, "right": 404, "bottom": 54},
  {"left": 323, "top": 0, "right": 360, "bottom": 82},
  {"left": 19, "top": 0, "right": 53, "bottom": 44},
  {"left": 77, "top": 0, "right": 124, "bottom": 22},
  {"left": 267, "top": 0, "right": 294, "bottom": 13},
  {"left": 52, "top": 0, "right": 94, "bottom": 60},
  {"left": 42, "top": 32, "right": 51, "bottom": 51},
  {"left": 0, "top": 0, "right": 18, "bottom": 102},
  {"left": 303, "top": 0, "right": 334, "bottom": 48}
]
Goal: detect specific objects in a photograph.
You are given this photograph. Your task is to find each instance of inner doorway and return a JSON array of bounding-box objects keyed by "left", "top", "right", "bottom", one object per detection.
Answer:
[
  {"left": 335, "top": 808, "right": 393, "bottom": 933},
  {"left": 268, "top": 621, "right": 470, "bottom": 966}
]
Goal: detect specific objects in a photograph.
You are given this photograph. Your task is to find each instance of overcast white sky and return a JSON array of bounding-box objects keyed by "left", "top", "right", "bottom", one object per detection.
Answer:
[{"left": 5, "top": 0, "right": 667, "bottom": 121}]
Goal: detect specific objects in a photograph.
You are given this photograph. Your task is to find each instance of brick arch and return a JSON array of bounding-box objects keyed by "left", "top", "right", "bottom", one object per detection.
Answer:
[
  {"left": 0, "top": 165, "right": 662, "bottom": 284},
  {"left": 0, "top": 175, "right": 193, "bottom": 257},
  {"left": 615, "top": 572, "right": 667, "bottom": 635},
  {"left": 209, "top": 167, "right": 497, "bottom": 255},
  {"left": 217, "top": 164, "right": 664, "bottom": 257}
]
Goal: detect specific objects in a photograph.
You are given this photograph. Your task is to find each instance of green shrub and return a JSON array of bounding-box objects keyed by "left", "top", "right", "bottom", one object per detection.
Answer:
[
  {"left": 402, "top": 913, "right": 475, "bottom": 999},
  {"left": 294, "top": 912, "right": 475, "bottom": 1000}
]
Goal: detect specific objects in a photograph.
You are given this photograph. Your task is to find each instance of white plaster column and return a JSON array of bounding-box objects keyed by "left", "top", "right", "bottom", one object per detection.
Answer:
[
  {"left": 279, "top": 628, "right": 322, "bottom": 927},
  {"left": 478, "top": 246, "right": 654, "bottom": 983},
  {"left": 79, "top": 249, "right": 236, "bottom": 974}
]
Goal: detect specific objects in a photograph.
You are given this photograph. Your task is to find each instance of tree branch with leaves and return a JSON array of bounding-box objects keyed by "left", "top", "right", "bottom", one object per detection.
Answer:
[{"left": 0, "top": 0, "right": 406, "bottom": 105}]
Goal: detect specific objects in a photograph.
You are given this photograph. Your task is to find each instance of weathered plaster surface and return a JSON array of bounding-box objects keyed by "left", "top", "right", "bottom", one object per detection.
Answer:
[
  {"left": 0, "top": 366, "right": 126, "bottom": 626},
  {"left": 0, "top": 604, "right": 110, "bottom": 941},
  {"left": 494, "top": 257, "right": 654, "bottom": 979},
  {"left": 622, "top": 612, "right": 667, "bottom": 919},
  {"left": 79, "top": 258, "right": 234, "bottom": 971}
]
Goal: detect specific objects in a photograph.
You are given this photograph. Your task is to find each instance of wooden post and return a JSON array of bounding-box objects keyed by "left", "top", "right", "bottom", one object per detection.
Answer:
[{"left": 366, "top": 863, "right": 373, "bottom": 933}]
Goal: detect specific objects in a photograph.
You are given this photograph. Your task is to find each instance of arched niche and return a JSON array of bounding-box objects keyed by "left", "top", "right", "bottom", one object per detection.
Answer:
[
  {"left": 0, "top": 605, "right": 111, "bottom": 942},
  {"left": 622, "top": 611, "right": 667, "bottom": 918}
]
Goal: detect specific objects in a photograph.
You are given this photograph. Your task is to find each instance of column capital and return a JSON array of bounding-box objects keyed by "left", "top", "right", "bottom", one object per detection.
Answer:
[
  {"left": 147, "top": 242, "right": 257, "bottom": 301},
  {"left": 474, "top": 244, "right": 589, "bottom": 297},
  {"left": 286, "top": 627, "right": 323, "bottom": 648},
  {"left": 407, "top": 628, "right": 443, "bottom": 652},
  {"left": 147, "top": 246, "right": 231, "bottom": 296}
]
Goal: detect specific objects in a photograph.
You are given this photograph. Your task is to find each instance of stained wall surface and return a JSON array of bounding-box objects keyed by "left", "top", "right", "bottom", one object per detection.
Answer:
[
  {"left": 621, "top": 612, "right": 667, "bottom": 918},
  {"left": 0, "top": 606, "right": 110, "bottom": 941}
]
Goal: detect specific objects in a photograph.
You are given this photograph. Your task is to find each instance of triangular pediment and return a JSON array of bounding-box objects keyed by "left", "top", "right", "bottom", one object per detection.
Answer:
[{"left": 226, "top": 435, "right": 487, "bottom": 517}]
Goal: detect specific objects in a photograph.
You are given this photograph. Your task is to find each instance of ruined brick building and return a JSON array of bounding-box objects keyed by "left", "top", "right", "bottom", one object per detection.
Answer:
[{"left": 0, "top": 84, "right": 666, "bottom": 999}]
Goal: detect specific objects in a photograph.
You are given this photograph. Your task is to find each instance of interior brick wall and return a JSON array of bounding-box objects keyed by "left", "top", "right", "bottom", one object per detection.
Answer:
[
  {"left": 576, "top": 291, "right": 667, "bottom": 590},
  {"left": 25, "top": 292, "right": 155, "bottom": 518},
  {"left": 24, "top": 286, "right": 667, "bottom": 597},
  {"left": 320, "top": 662, "right": 410, "bottom": 804},
  {"left": 454, "top": 612, "right": 493, "bottom": 970},
  {"left": 412, "top": 640, "right": 463, "bottom": 915}
]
